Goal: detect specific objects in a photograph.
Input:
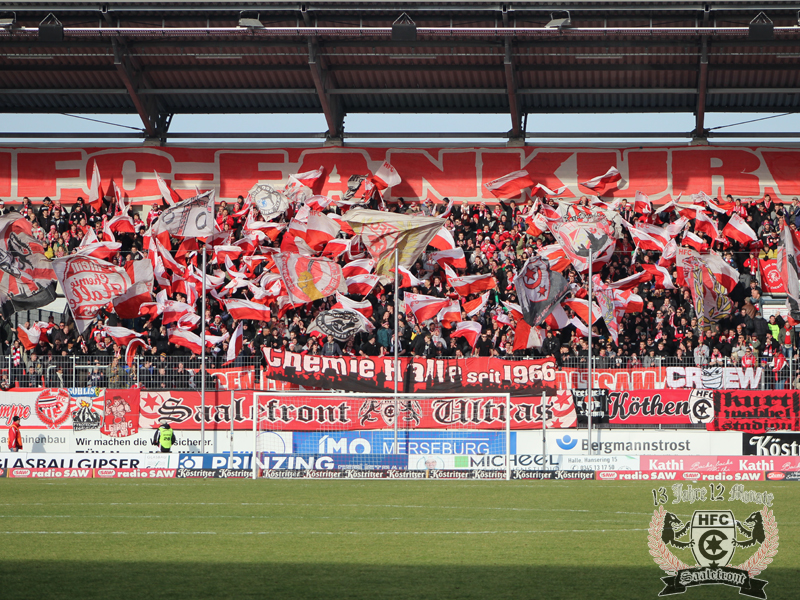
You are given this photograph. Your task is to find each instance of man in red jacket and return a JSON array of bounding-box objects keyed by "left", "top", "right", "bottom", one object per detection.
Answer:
[{"left": 7, "top": 416, "right": 22, "bottom": 452}]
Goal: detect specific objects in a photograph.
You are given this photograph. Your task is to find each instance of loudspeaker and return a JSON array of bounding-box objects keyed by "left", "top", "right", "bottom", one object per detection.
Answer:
[{"left": 39, "top": 23, "right": 63, "bottom": 42}]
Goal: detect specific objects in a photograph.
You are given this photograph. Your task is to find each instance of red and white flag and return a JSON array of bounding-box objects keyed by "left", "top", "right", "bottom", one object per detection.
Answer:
[
  {"left": 682, "top": 230, "right": 709, "bottom": 252},
  {"left": 305, "top": 211, "right": 341, "bottom": 252},
  {"left": 484, "top": 170, "right": 534, "bottom": 199},
  {"left": 346, "top": 274, "right": 380, "bottom": 296},
  {"left": 694, "top": 210, "right": 720, "bottom": 240},
  {"left": 562, "top": 298, "right": 602, "bottom": 325},
  {"left": 101, "top": 326, "right": 144, "bottom": 346},
  {"left": 463, "top": 290, "right": 490, "bottom": 317},
  {"left": 622, "top": 220, "right": 667, "bottom": 251},
  {"left": 332, "top": 292, "right": 373, "bottom": 319},
  {"left": 450, "top": 321, "right": 483, "bottom": 348},
  {"left": 322, "top": 238, "right": 350, "bottom": 259},
  {"left": 613, "top": 289, "right": 644, "bottom": 314},
  {"left": 436, "top": 299, "right": 462, "bottom": 329},
  {"left": 154, "top": 170, "right": 181, "bottom": 205},
  {"left": 75, "top": 241, "right": 121, "bottom": 261},
  {"left": 660, "top": 238, "right": 679, "bottom": 267},
  {"left": 430, "top": 226, "right": 456, "bottom": 251},
  {"left": 430, "top": 248, "right": 467, "bottom": 270},
  {"left": 526, "top": 213, "right": 550, "bottom": 237},
  {"left": 531, "top": 183, "right": 569, "bottom": 197},
  {"left": 342, "top": 258, "right": 375, "bottom": 279},
  {"left": 579, "top": 167, "right": 623, "bottom": 196},
  {"left": 664, "top": 216, "right": 690, "bottom": 239},
  {"left": 633, "top": 190, "right": 652, "bottom": 214},
  {"left": 404, "top": 292, "right": 451, "bottom": 323},
  {"left": 545, "top": 303, "right": 570, "bottom": 330},
  {"left": 370, "top": 161, "right": 401, "bottom": 190},
  {"left": 17, "top": 322, "right": 45, "bottom": 350},
  {"left": 113, "top": 282, "right": 152, "bottom": 320},
  {"left": 512, "top": 320, "right": 544, "bottom": 351},
  {"left": 722, "top": 213, "right": 757, "bottom": 244},
  {"left": 444, "top": 265, "right": 497, "bottom": 297},
  {"left": 274, "top": 253, "right": 347, "bottom": 304},
  {"left": 168, "top": 329, "right": 203, "bottom": 355},
  {"left": 502, "top": 301, "right": 524, "bottom": 322},
  {"left": 605, "top": 269, "right": 652, "bottom": 291},
  {"left": 538, "top": 244, "right": 571, "bottom": 272},
  {"left": 88, "top": 161, "right": 104, "bottom": 210},
  {"left": 285, "top": 166, "right": 325, "bottom": 202},
  {"left": 570, "top": 317, "right": 600, "bottom": 339},
  {"left": 225, "top": 321, "right": 244, "bottom": 365},
  {"left": 224, "top": 298, "right": 272, "bottom": 322},
  {"left": 392, "top": 265, "right": 426, "bottom": 288},
  {"left": 640, "top": 263, "right": 676, "bottom": 290}
]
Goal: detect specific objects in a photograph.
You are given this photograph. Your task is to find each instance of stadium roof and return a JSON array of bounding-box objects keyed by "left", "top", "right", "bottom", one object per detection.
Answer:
[{"left": 1, "top": 1, "right": 800, "bottom": 143}]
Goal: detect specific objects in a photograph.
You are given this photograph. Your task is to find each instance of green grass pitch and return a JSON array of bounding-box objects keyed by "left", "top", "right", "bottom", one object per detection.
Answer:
[{"left": 0, "top": 479, "right": 797, "bottom": 600}]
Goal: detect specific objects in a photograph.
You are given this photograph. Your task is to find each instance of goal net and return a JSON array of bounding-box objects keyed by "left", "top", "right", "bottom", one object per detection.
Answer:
[{"left": 252, "top": 392, "right": 512, "bottom": 480}]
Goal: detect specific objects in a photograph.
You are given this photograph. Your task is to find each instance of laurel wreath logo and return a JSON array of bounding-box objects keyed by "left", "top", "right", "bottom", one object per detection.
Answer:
[{"left": 647, "top": 504, "right": 779, "bottom": 577}]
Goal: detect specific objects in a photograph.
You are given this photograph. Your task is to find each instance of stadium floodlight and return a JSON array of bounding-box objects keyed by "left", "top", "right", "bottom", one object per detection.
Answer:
[
  {"left": 0, "top": 12, "right": 16, "bottom": 29},
  {"left": 239, "top": 12, "right": 263, "bottom": 29},
  {"left": 392, "top": 13, "right": 417, "bottom": 42},
  {"left": 546, "top": 11, "right": 571, "bottom": 30},
  {"left": 38, "top": 13, "right": 63, "bottom": 42},
  {"left": 749, "top": 12, "right": 774, "bottom": 41}
]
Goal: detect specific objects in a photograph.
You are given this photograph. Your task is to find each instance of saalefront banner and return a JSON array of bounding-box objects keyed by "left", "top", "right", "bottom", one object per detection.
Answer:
[{"left": 3, "top": 145, "right": 800, "bottom": 205}]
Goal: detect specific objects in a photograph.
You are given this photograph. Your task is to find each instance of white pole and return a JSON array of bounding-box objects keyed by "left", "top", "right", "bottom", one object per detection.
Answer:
[
  {"left": 587, "top": 248, "right": 593, "bottom": 456},
  {"left": 393, "top": 244, "right": 399, "bottom": 454},
  {"left": 541, "top": 392, "right": 547, "bottom": 469},
  {"left": 252, "top": 394, "right": 258, "bottom": 479},
  {"left": 505, "top": 394, "right": 511, "bottom": 480},
  {"left": 230, "top": 388, "right": 234, "bottom": 459},
  {"left": 201, "top": 245, "right": 207, "bottom": 454}
]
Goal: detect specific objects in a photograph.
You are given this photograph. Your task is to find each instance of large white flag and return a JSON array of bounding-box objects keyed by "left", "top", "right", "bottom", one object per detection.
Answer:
[{"left": 152, "top": 190, "right": 215, "bottom": 238}]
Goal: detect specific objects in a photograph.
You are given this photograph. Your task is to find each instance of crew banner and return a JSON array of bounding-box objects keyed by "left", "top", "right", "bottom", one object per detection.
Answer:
[{"left": 2, "top": 145, "right": 799, "bottom": 205}]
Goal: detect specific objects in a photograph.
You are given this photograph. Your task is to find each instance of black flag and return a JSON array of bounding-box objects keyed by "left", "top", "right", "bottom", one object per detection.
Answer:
[{"left": 514, "top": 256, "right": 570, "bottom": 326}]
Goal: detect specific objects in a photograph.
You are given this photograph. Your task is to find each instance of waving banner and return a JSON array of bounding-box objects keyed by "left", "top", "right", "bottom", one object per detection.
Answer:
[
  {"left": 152, "top": 189, "right": 215, "bottom": 238},
  {"left": 54, "top": 255, "right": 133, "bottom": 333},
  {"left": 274, "top": 253, "right": 346, "bottom": 304},
  {"left": 0, "top": 214, "right": 57, "bottom": 315}
]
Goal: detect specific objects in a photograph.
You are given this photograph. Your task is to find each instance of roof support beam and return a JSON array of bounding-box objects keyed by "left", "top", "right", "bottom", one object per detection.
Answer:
[
  {"left": 112, "top": 39, "right": 172, "bottom": 143},
  {"left": 308, "top": 40, "right": 344, "bottom": 145},
  {"left": 504, "top": 38, "right": 523, "bottom": 145},
  {"left": 693, "top": 37, "right": 710, "bottom": 143}
]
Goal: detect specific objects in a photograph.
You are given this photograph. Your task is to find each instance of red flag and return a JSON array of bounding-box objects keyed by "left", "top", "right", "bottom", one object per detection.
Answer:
[
  {"left": 502, "top": 301, "right": 524, "bottom": 322},
  {"left": 224, "top": 298, "right": 272, "bottom": 322},
  {"left": 545, "top": 304, "right": 570, "bottom": 330},
  {"left": 274, "top": 253, "right": 347, "bottom": 304},
  {"left": 579, "top": 166, "right": 623, "bottom": 196},
  {"left": 722, "top": 213, "right": 757, "bottom": 244},
  {"left": 102, "top": 326, "right": 144, "bottom": 346},
  {"left": 640, "top": 264, "right": 676, "bottom": 290},
  {"left": 605, "top": 269, "right": 652, "bottom": 291},
  {"left": 450, "top": 321, "right": 482, "bottom": 348},
  {"left": 75, "top": 241, "right": 121, "bottom": 260},
  {"left": 392, "top": 265, "right": 426, "bottom": 289},
  {"left": 125, "top": 338, "right": 149, "bottom": 369},
  {"left": 538, "top": 244, "right": 571, "bottom": 272},
  {"left": 162, "top": 300, "right": 195, "bottom": 325},
  {"left": 682, "top": 230, "right": 709, "bottom": 252},
  {"left": 322, "top": 239, "right": 349, "bottom": 259},
  {"left": 562, "top": 298, "right": 602, "bottom": 325},
  {"left": 484, "top": 170, "right": 534, "bottom": 199},
  {"left": 370, "top": 161, "right": 401, "bottom": 190}
]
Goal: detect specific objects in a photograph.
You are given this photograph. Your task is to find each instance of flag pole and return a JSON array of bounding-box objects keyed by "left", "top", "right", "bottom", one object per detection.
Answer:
[
  {"left": 201, "top": 244, "right": 207, "bottom": 453},
  {"left": 587, "top": 248, "right": 593, "bottom": 456},
  {"left": 393, "top": 244, "right": 399, "bottom": 455}
]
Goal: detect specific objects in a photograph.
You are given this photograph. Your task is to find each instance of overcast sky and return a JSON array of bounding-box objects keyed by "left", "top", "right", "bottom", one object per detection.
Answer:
[{"left": 3, "top": 111, "right": 798, "bottom": 145}]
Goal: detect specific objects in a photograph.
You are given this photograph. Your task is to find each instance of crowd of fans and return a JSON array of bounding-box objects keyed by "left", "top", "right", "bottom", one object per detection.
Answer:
[{"left": 0, "top": 186, "right": 798, "bottom": 390}]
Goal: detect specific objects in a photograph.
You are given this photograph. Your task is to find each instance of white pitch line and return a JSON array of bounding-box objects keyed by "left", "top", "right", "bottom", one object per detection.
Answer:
[{"left": 0, "top": 528, "right": 649, "bottom": 536}]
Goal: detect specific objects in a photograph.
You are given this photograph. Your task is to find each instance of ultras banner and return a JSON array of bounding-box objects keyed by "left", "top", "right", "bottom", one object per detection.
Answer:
[
  {"left": 261, "top": 348, "right": 560, "bottom": 398},
  {"left": 140, "top": 389, "right": 577, "bottom": 431},
  {"left": 710, "top": 391, "right": 800, "bottom": 432},
  {"left": 3, "top": 146, "right": 800, "bottom": 205}
]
